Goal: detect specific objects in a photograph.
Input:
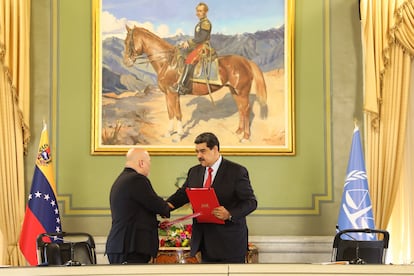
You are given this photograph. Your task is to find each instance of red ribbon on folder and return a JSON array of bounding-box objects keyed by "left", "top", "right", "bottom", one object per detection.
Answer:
[{"left": 159, "top": 212, "right": 201, "bottom": 229}]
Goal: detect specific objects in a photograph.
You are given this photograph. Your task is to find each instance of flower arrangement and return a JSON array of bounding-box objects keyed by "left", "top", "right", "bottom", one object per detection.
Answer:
[{"left": 159, "top": 224, "right": 192, "bottom": 247}]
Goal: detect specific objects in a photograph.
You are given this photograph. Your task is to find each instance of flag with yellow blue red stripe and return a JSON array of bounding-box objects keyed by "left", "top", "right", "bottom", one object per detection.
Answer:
[{"left": 19, "top": 123, "right": 62, "bottom": 265}]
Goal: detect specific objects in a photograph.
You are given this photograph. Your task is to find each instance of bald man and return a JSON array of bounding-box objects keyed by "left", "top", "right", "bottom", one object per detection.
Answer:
[{"left": 105, "top": 148, "right": 170, "bottom": 264}]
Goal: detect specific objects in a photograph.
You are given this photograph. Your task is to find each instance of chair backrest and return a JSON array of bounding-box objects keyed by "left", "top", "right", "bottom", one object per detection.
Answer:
[
  {"left": 37, "top": 232, "right": 97, "bottom": 265},
  {"left": 331, "top": 228, "right": 390, "bottom": 264}
]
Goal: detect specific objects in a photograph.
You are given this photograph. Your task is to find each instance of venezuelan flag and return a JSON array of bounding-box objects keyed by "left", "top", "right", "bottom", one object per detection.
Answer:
[{"left": 19, "top": 124, "right": 62, "bottom": 265}]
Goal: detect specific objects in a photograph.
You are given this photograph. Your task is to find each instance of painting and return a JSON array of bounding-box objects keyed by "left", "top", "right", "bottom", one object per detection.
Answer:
[{"left": 91, "top": 0, "right": 295, "bottom": 155}]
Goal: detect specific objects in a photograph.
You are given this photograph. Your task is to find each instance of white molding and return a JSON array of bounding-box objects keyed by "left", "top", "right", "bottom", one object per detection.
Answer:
[
  {"left": 248, "top": 236, "right": 333, "bottom": 263},
  {"left": 6, "top": 263, "right": 414, "bottom": 275},
  {"left": 94, "top": 236, "right": 333, "bottom": 264}
]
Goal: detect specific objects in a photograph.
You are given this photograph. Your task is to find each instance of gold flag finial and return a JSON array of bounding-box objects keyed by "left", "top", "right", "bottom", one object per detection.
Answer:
[{"left": 353, "top": 118, "right": 359, "bottom": 129}]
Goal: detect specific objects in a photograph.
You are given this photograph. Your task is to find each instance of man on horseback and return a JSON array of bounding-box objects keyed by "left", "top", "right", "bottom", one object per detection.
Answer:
[{"left": 171, "top": 2, "right": 212, "bottom": 95}]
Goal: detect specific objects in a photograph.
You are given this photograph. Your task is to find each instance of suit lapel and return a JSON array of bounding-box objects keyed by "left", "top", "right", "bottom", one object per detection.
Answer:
[
  {"left": 212, "top": 158, "right": 227, "bottom": 187},
  {"left": 195, "top": 165, "right": 205, "bottom": 188}
]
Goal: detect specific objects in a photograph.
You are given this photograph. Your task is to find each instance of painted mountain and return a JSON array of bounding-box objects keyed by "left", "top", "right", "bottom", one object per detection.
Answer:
[{"left": 102, "top": 25, "right": 284, "bottom": 94}]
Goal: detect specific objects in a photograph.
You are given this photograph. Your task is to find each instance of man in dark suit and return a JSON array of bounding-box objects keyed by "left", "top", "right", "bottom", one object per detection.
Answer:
[
  {"left": 106, "top": 148, "right": 170, "bottom": 264},
  {"left": 167, "top": 132, "right": 257, "bottom": 263}
]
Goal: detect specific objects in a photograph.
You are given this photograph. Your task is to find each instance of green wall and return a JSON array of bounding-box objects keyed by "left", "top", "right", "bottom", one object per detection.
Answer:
[{"left": 28, "top": 0, "right": 363, "bottom": 237}]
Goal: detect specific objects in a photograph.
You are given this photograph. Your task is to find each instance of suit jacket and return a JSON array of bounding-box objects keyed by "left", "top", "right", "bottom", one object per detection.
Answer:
[
  {"left": 167, "top": 158, "right": 257, "bottom": 260},
  {"left": 106, "top": 168, "right": 170, "bottom": 258}
]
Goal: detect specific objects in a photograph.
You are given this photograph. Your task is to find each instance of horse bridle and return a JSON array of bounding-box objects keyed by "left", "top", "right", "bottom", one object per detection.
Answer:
[{"left": 126, "top": 28, "right": 174, "bottom": 65}]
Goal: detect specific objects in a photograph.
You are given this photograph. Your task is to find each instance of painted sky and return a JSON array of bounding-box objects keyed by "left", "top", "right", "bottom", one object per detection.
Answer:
[{"left": 101, "top": 0, "right": 285, "bottom": 39}]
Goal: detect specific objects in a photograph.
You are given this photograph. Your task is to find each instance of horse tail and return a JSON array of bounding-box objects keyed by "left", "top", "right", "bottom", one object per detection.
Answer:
[{"left": 249, "top": 60, "right": 268, "bottom": 119}]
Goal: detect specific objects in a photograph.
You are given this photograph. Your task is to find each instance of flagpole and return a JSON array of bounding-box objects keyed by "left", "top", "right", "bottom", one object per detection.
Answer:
[{"left": 353, "top": 118, "right": 359, "bottom": 130}]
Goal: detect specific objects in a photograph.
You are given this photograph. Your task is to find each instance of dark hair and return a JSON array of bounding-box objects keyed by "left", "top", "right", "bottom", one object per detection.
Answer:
[
  {"left": 197, "top": 2, "right": 209, "bottom": 12},
  {"left": 194, "top": 132, "right": 219, "bottom": 151}
]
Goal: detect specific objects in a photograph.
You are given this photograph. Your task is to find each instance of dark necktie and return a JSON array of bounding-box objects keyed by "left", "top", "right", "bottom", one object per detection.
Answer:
[{"left": 204, "top": 167, "right": 213, "bottom": 187}]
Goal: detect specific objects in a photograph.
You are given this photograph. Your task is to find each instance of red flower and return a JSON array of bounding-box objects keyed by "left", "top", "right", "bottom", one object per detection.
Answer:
[
  {"left": 185, "top": 224, "right": 192, "bottom": 233},
  {"left": 159, "top": 224, "right": 192, "bottom": 247}
]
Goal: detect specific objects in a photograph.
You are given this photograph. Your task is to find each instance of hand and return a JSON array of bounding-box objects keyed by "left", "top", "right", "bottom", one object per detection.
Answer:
[{"left": 212, "top": 206, "right": 231, "bottom": 221}]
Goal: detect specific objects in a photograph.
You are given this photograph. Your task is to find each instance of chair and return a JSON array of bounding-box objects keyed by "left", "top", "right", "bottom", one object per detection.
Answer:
[
  {"left": 36, "top": 232, "right": 97, "bottom": 266},
  {"left": 331, "top": 228, "right": 389, "bottom": 264}
]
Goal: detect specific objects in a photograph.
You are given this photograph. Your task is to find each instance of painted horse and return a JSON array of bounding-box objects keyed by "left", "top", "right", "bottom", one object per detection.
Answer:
[{"left": 123, "top": 25, "right": 268, "bottom": 142}]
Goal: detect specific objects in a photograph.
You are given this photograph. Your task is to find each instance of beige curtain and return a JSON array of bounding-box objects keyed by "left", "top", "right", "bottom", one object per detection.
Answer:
[
  {"left": 387, "top": 63, "right": 414, "bottom": 264},
  {"left": 0, "top": 0, "right": 31, "bottom": 266},
  {"left": 361, "top": 0, "right": 414, "bottom": 263}
]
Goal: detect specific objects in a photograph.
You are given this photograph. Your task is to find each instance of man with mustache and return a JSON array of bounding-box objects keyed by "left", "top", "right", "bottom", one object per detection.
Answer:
[{"left": 166, "top": 132, "right": 257, "bottom": 263}]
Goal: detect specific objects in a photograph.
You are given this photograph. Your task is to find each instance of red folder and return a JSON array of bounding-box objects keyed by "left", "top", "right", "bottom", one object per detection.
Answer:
[{"left": 185, "top": 188, "right": 225, "bottom": 224}]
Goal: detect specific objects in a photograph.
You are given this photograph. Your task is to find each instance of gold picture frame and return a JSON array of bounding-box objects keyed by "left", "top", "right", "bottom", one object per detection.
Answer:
[{"left": 91, "top": 0, "right": 295, "bottom": 155}]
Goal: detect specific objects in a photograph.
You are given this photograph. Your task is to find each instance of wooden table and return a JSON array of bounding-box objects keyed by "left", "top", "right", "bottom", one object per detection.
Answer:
[
  {"left": 154, "top": 243, "right": 258, "bottom": 264},
  {"left": 153, "top": 247, "right": 199, "bottom": 263},
  {"left": 247, "top": 243, "right": 259, "bottom": 263}
]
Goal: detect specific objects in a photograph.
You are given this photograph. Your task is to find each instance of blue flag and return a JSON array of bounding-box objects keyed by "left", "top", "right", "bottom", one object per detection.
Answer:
[{"left": 337, "top": 126, "right": 375, "bottom": 240}]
